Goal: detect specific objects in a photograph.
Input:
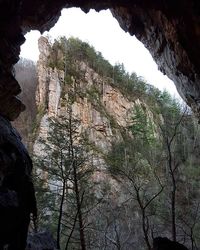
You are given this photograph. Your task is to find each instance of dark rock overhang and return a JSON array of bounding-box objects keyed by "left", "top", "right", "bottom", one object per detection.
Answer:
[{"left": 0, "top": 0, "right": 200, "bottom": 120}]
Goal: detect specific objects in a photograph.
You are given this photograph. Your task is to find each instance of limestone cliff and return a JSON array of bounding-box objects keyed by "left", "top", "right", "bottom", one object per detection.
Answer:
[
  {"left": 32, "top": 37, "right": 198, "bottom": 250},
  {"left": 34, "top": 36, "right": 147, "bottom": 162}
]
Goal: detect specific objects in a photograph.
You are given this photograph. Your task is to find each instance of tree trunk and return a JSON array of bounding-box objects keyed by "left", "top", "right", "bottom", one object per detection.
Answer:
[
  {"left": 57, "top": 179, "right": 66, "bottom": 249},
  {"left": 69, "top": 109, "right": 86, "bottom": 250},
  {"left": 142, "top": 211, "right": 151, "bottom": 250},
  {"left": 73, "top": 161, "right": 86, "bottom": 250},
  {"left": 167, "top": 141, "right": 177, "bottom": 242},
  {"left": 171, "top": 179, "right": 176, "bottom": 242}
]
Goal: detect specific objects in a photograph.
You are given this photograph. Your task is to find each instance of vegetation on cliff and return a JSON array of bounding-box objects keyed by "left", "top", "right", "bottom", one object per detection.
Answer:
[
  {"left": 15, "top": 37, "right": 200, "bottom": 250},
  {"left": 48, "top": 37, "right": 154, "bottom": 101}
]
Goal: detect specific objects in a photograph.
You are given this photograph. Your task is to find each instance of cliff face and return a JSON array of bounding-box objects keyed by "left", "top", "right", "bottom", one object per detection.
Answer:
[
  {"left": 34, "top": 37, "right": 145, "bottom": 161},
  {"left": 36, "top": 37, "right": 63, "bottom": 117},
  {"left": 32, "top": 37, "right": 200, "bottom": 250}
]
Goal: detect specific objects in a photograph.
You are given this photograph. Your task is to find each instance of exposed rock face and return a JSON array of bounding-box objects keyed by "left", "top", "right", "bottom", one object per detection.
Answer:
[
  {"left": 0, "top": 115, "right": 35, "bottom": 249},
  {"left": 36, "top": 37, "right": 51, "bottom": 107},
  {"left": 0, "top": 0, "right": 200, "bottom": 120},
  {"left": 34, "top": 38, "right": 192, "bottom": 249},
  {"left": 35, "top": 37, "right": 141, "bottom": 158},
  {"left": 0, "top": 1, "right": 26, "bottom": 121},
  {"left": 111, "top": 2, "right": 200, "bottom": 116},
  {"left": 34, "top": 38, "right": 139, "bottom": 231},
  {"left": 36, "top": 37, "right": 63, "bottom": 117}
]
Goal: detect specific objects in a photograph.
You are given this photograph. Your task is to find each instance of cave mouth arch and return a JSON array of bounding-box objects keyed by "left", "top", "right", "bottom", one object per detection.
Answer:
[
  {"left": 20, "top": 8, "right": 178, "bottom": 99},
  {"left": 1, "top": 0, "right": 200, "bottom": 120},
  {"left": 0, "top": 1, "right": 199, "bottom": 249}
]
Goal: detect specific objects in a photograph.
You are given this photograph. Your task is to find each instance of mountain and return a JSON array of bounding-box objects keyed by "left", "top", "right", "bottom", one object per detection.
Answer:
[
  {"left": 14, "top": 36, "right": 200, "bottom": 250},
  {"left": 35, "top": 37, "right": 148, "bottom": 164}
]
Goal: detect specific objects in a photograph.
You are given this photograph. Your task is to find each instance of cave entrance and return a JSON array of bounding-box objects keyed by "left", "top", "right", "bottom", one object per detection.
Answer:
[
  {"left": 20, "top": 8, "right": 179, "bottom": 98},
  {"left": 14, "top": 6, "right": 197, "bottom": 250},
  {"left": 17, "top": 7, "right": 182, "bottom": 148}
]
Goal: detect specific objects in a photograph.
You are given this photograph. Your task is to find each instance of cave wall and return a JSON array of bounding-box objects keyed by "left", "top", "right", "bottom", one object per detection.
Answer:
[{"left": 0, "top": 0, "right": 200, "bottom": 120}]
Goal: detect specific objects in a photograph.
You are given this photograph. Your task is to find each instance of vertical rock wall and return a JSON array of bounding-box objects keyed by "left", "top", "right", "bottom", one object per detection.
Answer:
[{"left": 35, "top": 37, "right": 140, "bottom": 156}]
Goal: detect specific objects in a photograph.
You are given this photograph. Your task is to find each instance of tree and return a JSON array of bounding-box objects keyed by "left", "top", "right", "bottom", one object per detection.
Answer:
[
  {"left": 107, "top": 138, "right": 164, "bottom": 250},
  {"left": 34, "top": 36, "right": 200, "bottom": 249},
  {"left": 158, "top": 97, "right": 188, "bottom": 242},
  {"left": 106, "top": 103, "right": 164, "bottom": 250},
  {"left": 34, "top": 106, "right": 95, "bottom": 250},
  {"left": 154, "top": 95, "right": 200, "bottom": 247}
]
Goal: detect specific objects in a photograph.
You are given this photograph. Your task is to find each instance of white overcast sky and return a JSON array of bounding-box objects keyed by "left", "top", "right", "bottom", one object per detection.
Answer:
[{"left": 20, "top": 8, "right": 180, "bottom": 98}]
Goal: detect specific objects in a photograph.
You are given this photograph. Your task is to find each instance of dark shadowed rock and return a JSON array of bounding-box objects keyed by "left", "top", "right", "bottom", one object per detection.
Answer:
[
  {"left": 0, "top": 188, "right": 19, "bottom": 247},
  {"left": 0, "top": 189, "right": 18, "bottom": 208},
  {"left": 26, "top": 231, "right": 57, "bottom": 250},
  {"left": 0, "top": 115, "right": 36, "bottom": 249},
  {"left": 153, "top": 237, "right": 189, "bottom": 250}
]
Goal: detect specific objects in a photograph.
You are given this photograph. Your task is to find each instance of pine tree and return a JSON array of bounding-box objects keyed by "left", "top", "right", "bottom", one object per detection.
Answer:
[{"left": 34, "top": 107, "right": 94, "bottom": 249}]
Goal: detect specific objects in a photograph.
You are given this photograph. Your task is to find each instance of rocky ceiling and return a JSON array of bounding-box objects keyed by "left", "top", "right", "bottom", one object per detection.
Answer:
[{"left": 0, "top": 0, "right": 200, "bottom": 120}]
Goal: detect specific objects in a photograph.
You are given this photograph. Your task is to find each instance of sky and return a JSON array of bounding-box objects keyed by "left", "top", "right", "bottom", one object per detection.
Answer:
[{"left": 20, "top": 8, "right": 180, "bottom": 98}]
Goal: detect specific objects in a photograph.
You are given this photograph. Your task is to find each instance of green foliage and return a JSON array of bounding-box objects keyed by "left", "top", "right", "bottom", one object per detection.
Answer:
[
  {"left": 34, "top": 109, "right": 98, "bottom": 249},
  {"left": 86, "top": 85, "right": 101, "bottom": 104},
  {"left": 130, "top": 104, "right": 156, "bottom": 145},
  {"left": 106, "top": 97, "right": 200, "bottom": 248},
  {"left": 107, "top": 140, "right": 152, "bottom": 182},
  {"left": 34, "top": 35, "right": 200, "bottom": 249},
  {"left": 47, "top": 36, "right": 159, "bottom": 101},
  {"left": 31, "top": 104, "right": 46, "bottom": 145}
]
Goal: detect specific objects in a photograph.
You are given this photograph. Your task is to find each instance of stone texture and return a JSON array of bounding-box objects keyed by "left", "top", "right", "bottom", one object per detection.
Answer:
[
  {"left": 34, "top": 37, "right": 158, "bottom": 201},
  {"left": 0, "top": 115, "right": 35, "bottom": 249},
  {"left": 36, "top": 37, "right": 51, "bottom": 107},
  {"left": 35, "top": 38, "right": 139, "bottom": 155},
  {"left": 111, "top": 2, "right": 200, "bottom": 115},
  {"left": 0, "top": 0, "right": 25, "bottom": 120},
  {"left": 34, "top": 36, "right": 139, "bottom": 216},
  {"left": 0, "top": 115, "right": 32, "bottom": 172},
  {"left": 102, "top": 84, "right": 135, "bottom": 127},
  {"left": 36, "top": 36, "right": 63, "bottom": 117}
]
